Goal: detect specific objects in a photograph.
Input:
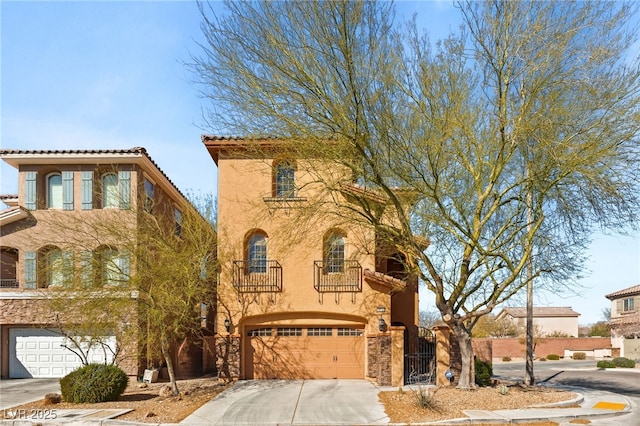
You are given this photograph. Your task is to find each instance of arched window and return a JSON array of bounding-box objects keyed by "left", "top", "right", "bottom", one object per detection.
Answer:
[
  {"left": 47, "top": 173, "right": 63, "bottom": 209},
  {"left": 325, "top": 232, "right": 345, "bottom": 273},
  {"left": 102, "top": 173, "right": 119, "bottom": 208},
  {"left": 275, "top": 160, "right": 295, "bottom": 198},
  {"left": 248, "top": 233, "right": 267, "bottom": 273},
  {"left": 97, "top": 246, "right": 129, "bottom": 286}
]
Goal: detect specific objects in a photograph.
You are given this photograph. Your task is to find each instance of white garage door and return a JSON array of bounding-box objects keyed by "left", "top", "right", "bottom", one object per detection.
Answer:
[{"left": 9, "top": 328, "right": 116, "bottom": 378}]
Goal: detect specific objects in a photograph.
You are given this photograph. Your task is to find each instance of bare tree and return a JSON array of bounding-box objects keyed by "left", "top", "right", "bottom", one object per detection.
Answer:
[
  {"left": 190, "top": 0, "right": 640, "bottom": 388},
  {"left": 37, "top": 190, "right": 216, "bottom": 396}
]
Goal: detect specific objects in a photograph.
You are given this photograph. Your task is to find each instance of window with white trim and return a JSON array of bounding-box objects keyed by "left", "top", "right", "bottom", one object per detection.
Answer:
[
  {"left": 277, "top": 327, "right": 302, "bottom": 336},
  {"left": 248, "top": 233, "right": 267, "bottom": 273},
  {"left": 623, "top": 298, "right": 635, "bottom": 312},
  {"left": 307, "top": 327, "right": 332, "bottom": 336},
  {"left": 47, "top": 173, "right": 63, "bottom": 209},
  {"left": 102, "top": 173, "right": 119, "bottom": 208}
]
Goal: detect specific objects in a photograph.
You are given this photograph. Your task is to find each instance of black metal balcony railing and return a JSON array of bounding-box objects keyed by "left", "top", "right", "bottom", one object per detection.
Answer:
[
  {"left": 232, "top": 260, "right": 282, "bottom": 293},
  {"left": 313, "top": 260, "right": 362, "bottom": 293},
  {"left": 0, "top": 279, "right": 19, "bottom": 289}
]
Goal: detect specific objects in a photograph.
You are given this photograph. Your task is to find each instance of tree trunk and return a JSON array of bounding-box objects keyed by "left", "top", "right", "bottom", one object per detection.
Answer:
[
  {"left": 160, "top": 334, "right": 180, "bottom": 396},
  {"left": 451, "top": 323, "right": 476, "bottom": 389}
]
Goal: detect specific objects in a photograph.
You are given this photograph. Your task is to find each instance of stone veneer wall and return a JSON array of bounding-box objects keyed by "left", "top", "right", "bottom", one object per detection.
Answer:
[
  {"left": 367, "top": 334, "right": 392, "bottom": 386},
  {"left": 215, "top": 335, "right": 240, "bottom": 380}
]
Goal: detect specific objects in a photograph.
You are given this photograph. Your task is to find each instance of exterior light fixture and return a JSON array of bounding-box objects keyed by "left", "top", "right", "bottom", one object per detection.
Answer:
[
  {"left": 224, "top": 318, "right": 231, "bottom": 332},
  {"left": 378, "top": 317, "right": 386, "bottom": 332}
]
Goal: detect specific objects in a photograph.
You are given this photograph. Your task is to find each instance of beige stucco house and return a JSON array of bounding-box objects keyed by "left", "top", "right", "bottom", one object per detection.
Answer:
[
  {"left": 496, "top": 307, "right": 580, "bottom": 337},
  {"left": 606, "top": 285, "right": 640, "bottom": 359},
  {"left": 0, "top": 148, "right": 213, "bottom": 379},
  {"left": 203, "top": 136, "right": 427, "bottom": 387}
]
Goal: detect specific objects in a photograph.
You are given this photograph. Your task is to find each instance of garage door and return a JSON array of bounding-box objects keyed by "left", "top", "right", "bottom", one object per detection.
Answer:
[
  {"left": 246, "top": 326, "right": 363, "bottom": 379},
  {"left": 9, "top": 328, "right": 116, "bottom": 378}
]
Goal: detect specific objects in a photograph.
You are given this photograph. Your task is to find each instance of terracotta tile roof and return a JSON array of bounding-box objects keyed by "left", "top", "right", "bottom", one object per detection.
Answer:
[
  {"left": 363, "top": 269, "right": 406, "bottom": 292},
  {"left": 0, "top": 147, "right": 188, "bottom": 203},
  {"left": 499, "top": 306, "right": 580, "bottom": 318},
  {"left": 609, "top": 314, "right": 640, "bottom": 327},
  {"left": 605, "top": 285, "right": 640, "bottom": 300}
]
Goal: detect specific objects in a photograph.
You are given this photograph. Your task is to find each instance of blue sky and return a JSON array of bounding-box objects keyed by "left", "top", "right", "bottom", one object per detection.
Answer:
[{"left": 1, "top": 1, "right": 638, "bottom": 324}]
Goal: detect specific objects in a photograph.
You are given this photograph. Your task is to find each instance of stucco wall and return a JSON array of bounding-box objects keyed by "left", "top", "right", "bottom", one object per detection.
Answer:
[{"left": 474, "top": 337, "right": 612, "bottom": 359}]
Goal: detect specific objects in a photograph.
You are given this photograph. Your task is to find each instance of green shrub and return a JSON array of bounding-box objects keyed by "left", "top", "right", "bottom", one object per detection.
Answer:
[
  {"left": 572, "top": 352, "right": 586, "bottom": 360},
  {"left": 475, "top": 358, "right": 493, "bottom": 387},
  {"left": 546, "top": 354, "right": 560, "bottom": 360},
  {"left": 502, "top": 356, "right": 512, "bottom": 362},
  {"left": 612, "top": 357, "right": 636, "bottom": 368},
  {"left": 597, "top": 360, "right": 616, "bottom": 369},
  {"left": 60, "top": 363, "right": 128, "bottom": 403}
]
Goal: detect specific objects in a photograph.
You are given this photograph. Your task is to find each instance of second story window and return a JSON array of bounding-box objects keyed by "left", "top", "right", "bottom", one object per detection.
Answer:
[
  {"left": 144, "top": 178, "right": 154, "bottom": 213},
  {"left": 275, "top": 160, "right": 295, "bottom": 198},
  {"left": 248, "top": 233, "right": 267, "bottom": 273},
  {"left": 101, "top": 171, "right": 131, "bottom": 209},
  {"left": 174, "top": 208, "right": 182, "bottom": 237},
  {"left": 325, "top": 233, "right": 345, "bottom": 273},
  {"left": 623, "top": 298, "right": 635, "bottom": 312},
  {"left": 47, "top": 173, "right": 63, "bottom": 209},
  {"left": 102, "top": 173, "right": 119, "bottom": 208}
]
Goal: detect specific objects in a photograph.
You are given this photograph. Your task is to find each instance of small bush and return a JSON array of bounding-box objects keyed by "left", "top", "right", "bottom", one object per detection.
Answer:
[
  {"left": 597, "top": 360, "right": 616, "bottom": 369},
  {"left": 612, "top": 357, "right": 636, "bottom": 368},
  {"left": 546, "top": 354, "right": 560, "bottom": 360},
  {"left": 60, "top": 363, "right": 128, "bottom": 403},
  {"left": 413, "top": 386, "right": 439, "bottom": 410},
  {"left": 538, "top": 357, "right": 547, "bottom": 362},
  {"left": 475, "top": 358, "right": 493, "bottom": 387},
  {"left": 502, "top": 356, "right": 512, "bottom": 362},
  {"left": 572, "top": 352, "right": 586, "bottom": 360}
]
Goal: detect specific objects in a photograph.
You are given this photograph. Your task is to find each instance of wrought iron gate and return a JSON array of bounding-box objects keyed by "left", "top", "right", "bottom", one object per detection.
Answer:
[{"left": 404, "top": 326, "right": 436, "bottom": 385}]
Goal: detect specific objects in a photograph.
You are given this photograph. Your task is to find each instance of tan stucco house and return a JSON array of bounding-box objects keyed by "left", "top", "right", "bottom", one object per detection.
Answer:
[
  {"left": 203, "top": 136, "right": 427, "bottom": 387},
  {"left": 0, "top": 148, "right": 213, "bottom": 379},
  {"left": 496, "top": 307, "right": 580, "bottom": 337},
  {"left": 606, "top": 285, "right": 640, "bottom": 359}
]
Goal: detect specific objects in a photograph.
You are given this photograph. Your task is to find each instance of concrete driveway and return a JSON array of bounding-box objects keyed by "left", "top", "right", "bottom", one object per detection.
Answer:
[
  {"left": 181, "top": 379, "right": 390, "bottom": 425},
  {"left": 0, "top": 378, "right": 60, "bottom": 410}
]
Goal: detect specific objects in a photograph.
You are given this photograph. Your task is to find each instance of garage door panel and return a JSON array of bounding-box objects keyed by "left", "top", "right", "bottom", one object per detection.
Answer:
[{"left": 9, "top": 329, "right": 116, "bottom": 378}]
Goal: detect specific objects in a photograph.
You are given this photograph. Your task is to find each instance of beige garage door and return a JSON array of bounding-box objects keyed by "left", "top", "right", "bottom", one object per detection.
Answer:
[{"left": 245, "top": 326, "right": 364, "bottom": 379}]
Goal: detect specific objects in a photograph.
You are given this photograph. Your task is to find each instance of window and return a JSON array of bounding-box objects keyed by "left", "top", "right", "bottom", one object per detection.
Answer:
[
  {"left": 174, "top": 208, "right": 182, "bottom": 237},
  {"left": 277, "top": 327, "right": 302, "bottom": 336},
  {"left": 102, "top": 173, "right": 119, "bottom": 208},
  {"left": 144, "top": 178, "right": 154, "bottom": 213},
  {"left": 248, "top": 233, "right": 267, "bottom": 273},
  {"left": 40, "top": 247, "right": 71, "bottom": 288},
  {"left": 47, "top": 249, "right": 64, "bottom": 287},
  {"left": 247, "top": 328, "right": 272, "bottom": 337},
  {"left": 623, "top": 298, "right": 635, "bottom": 312},
  {"left": 47, "top": 174, "right": 63, "bottom": 209},
  {"left": 98, "top": 247, "right": 129, "bottom": 286},
  {"left": 308, "top": 327, "right": 332, "bottom": 336},
  {"left": 275, "top": 160, "right": 295, "bottom": 198},
  {"left": 325, "top": 233, "right": 345, "bottom": 273},
  {"left": 337, "top": 328, "right": 363, "bottom": 336}
]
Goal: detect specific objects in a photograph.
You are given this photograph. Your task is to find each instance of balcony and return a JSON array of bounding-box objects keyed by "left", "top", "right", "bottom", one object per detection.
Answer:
[
  {"left": 313, "top": 260, "right": 362, "bottom": 293},
  {"left": 232, "top": 260, "right": 282, "bottom": 293},
  {"left": 0, "top": 279, "right": 19, "bottom": 289}
]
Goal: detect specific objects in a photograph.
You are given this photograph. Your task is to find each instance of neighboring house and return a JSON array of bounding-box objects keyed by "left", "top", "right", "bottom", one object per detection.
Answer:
[
  {"left": 606, "top": 285, "right": 640, "bottom": 359},
  {"left": 203, "top": 135, "right": 426, "bottom": 387},
  {"left": 0, "top": 148, "right": 213, "bottom": 379},
  {"left": 496, "top": 307, "right": 580, "bottom": 337}
]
